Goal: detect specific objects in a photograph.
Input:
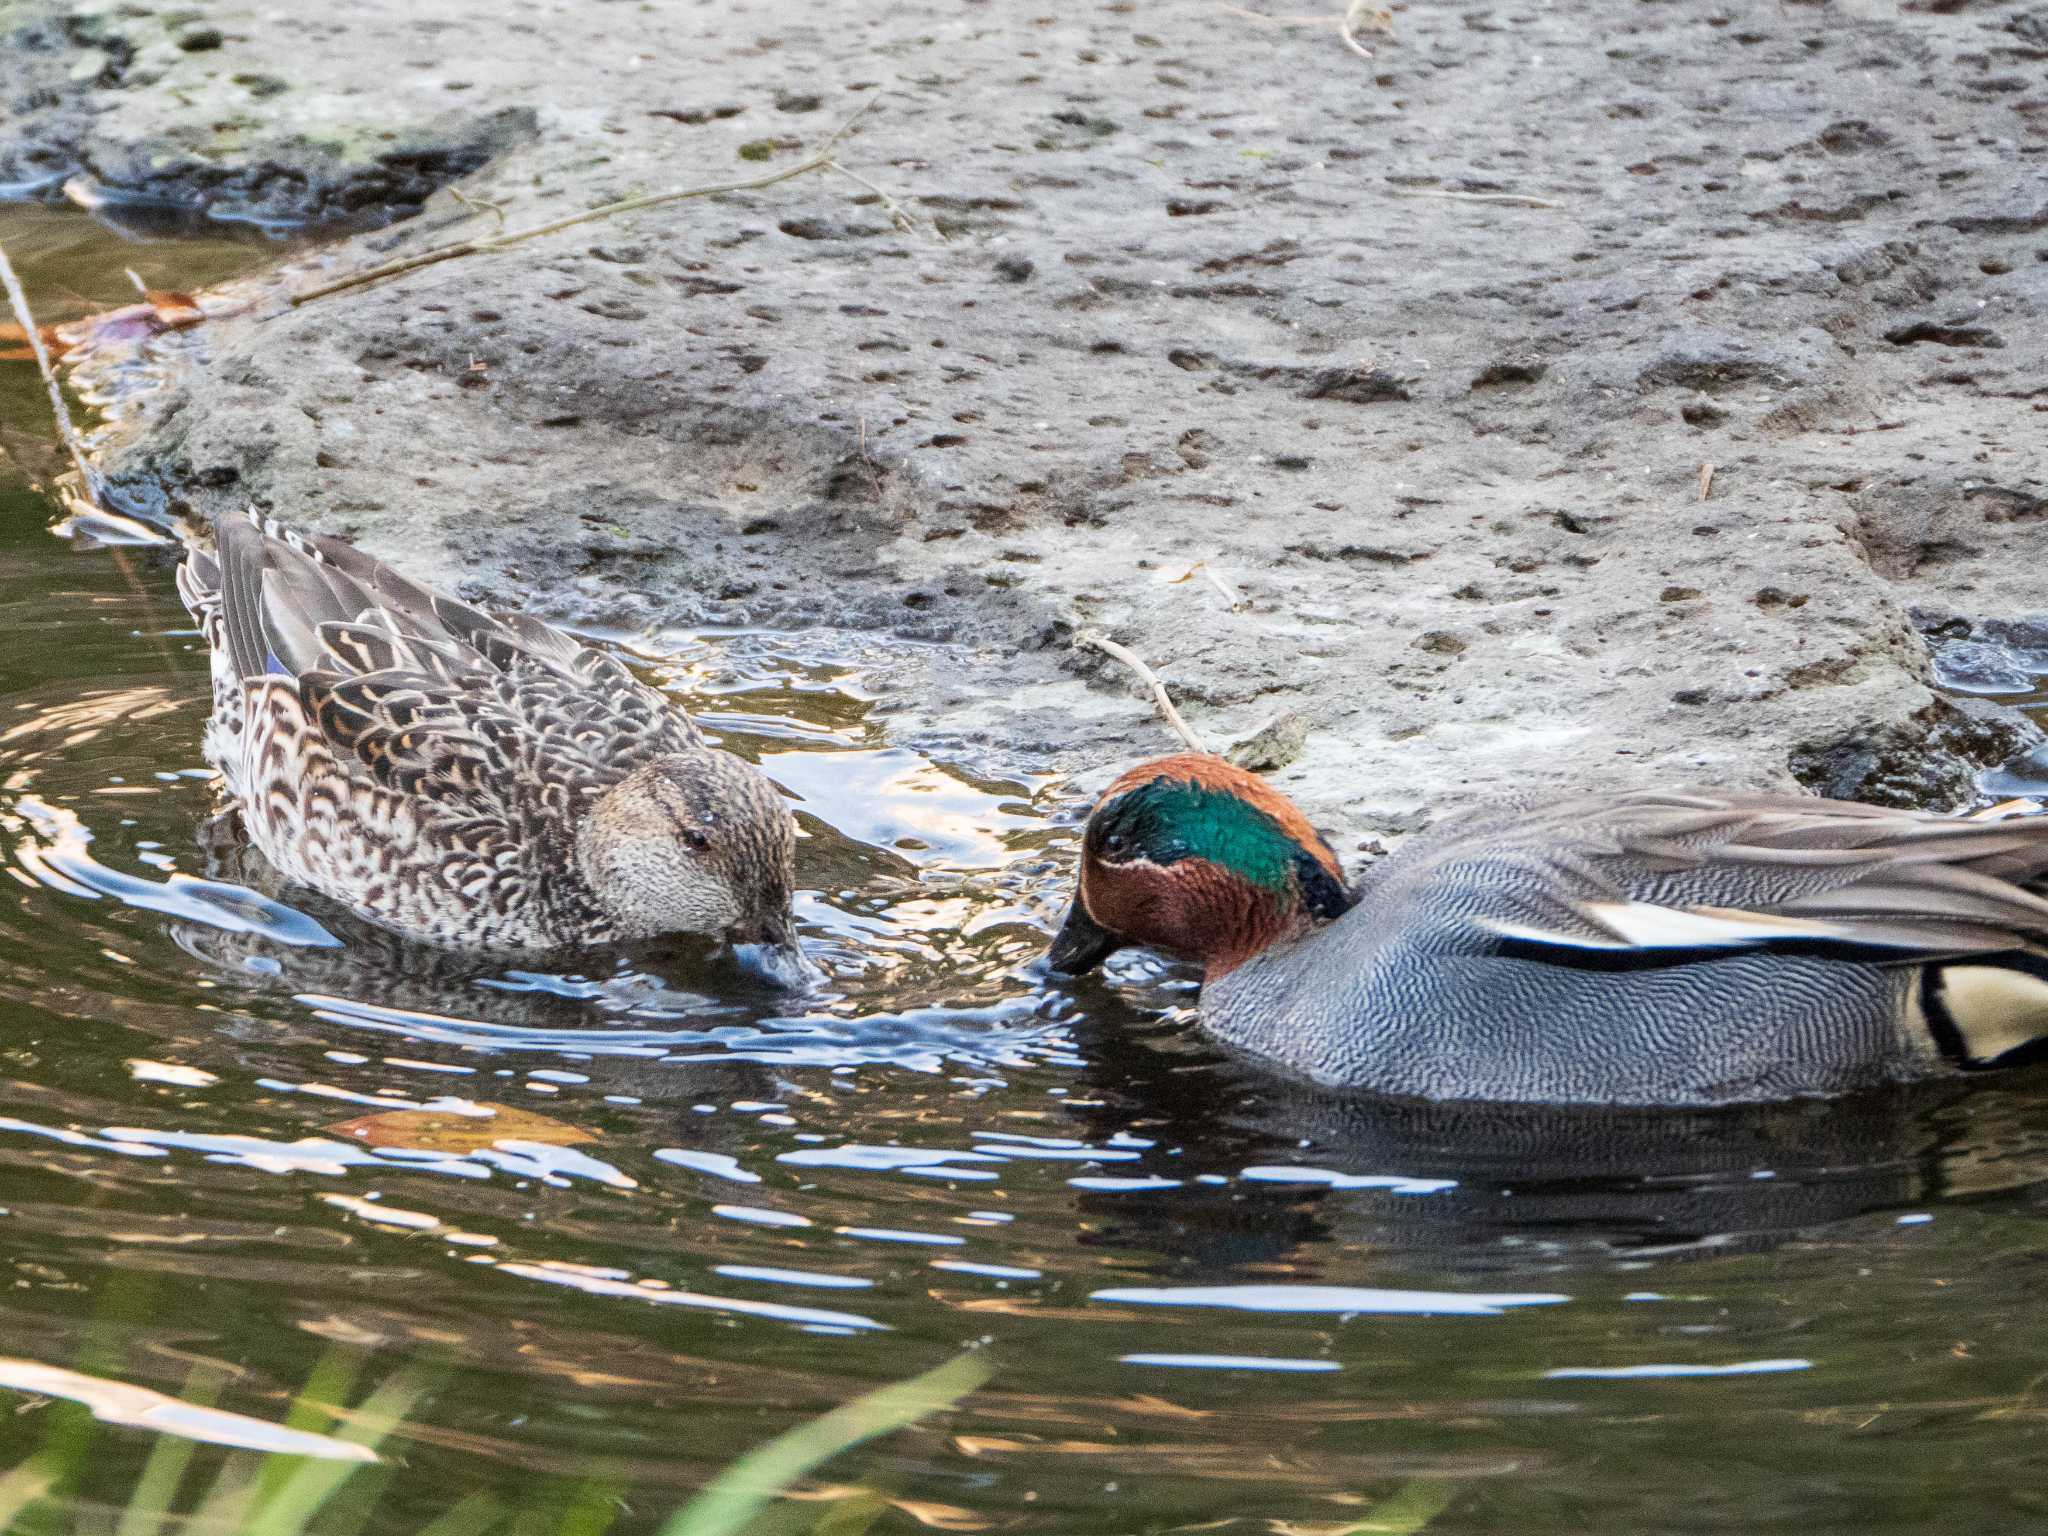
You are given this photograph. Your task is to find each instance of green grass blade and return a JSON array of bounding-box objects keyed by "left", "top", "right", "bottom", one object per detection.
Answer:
[
  {"left": 186, "top": 1450, "right": 268, "bottom": 1536},
  {"left": 553, "top": 1466, "right": 626, "bottom": 1536},
  {"left": 256, "top": 1350, "right": 365, "bottom": 1508},
  {"left": 281, "top": 1351, "right": 365, "bottom": 1437},
  {"left": 301, "top": 1463, "right": 390, "bottom": 1536},
  {"left": 112, "top": 1366, "right": 226, "bottom": 1536},
  {"left": 659, "top": 1352, "right": 991, "bottom": 1536},
  {"left": 1338, "top": 1477, "right": 1455, "bottom": 1535},
  {"left": 0, "top": 1453, "right": 62, "bottom": 1531},
  {"left": 244, "top": 1367, "right": 431, "bottom": 1536},
  {"left": 412, "top": 1491, "right": 509, "bottom": 1536}
]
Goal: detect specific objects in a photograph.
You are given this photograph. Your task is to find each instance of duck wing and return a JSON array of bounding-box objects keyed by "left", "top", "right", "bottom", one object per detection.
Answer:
[
  {"left": 211, "top": 514, "right": 589, "bottom": 680},
  {"left": 205, "top": 513, "right": 704, "bottom": 797},
  {"left": 289, "top": 666, "right": 615, "bottom": 816},
  {"left": 1472, "top": 791, "right": 2048, "bottom": 967}
]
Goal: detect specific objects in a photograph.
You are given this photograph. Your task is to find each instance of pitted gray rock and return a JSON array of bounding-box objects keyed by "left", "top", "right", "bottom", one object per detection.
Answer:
[{"left": 3, "top": 0, "right": 2046, "bottom": 870}]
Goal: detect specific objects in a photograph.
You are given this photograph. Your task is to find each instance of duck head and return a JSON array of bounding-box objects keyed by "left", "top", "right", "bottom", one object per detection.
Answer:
[
  {"left": 575, "top": 752, "right": 810, "bottom": 984},
  {"left": 1047, "top": 753, "right": 1354, "bottom": 980}
]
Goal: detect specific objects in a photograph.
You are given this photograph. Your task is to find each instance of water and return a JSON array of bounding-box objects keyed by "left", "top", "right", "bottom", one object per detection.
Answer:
[{"left": 5, "top": 204, "right": 2048, "bottom": 1535}]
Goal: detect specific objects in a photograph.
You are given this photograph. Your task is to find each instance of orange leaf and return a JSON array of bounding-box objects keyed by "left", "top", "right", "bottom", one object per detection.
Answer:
[
  {"left": 326, "top": 1103, "right": 597, "bottom": 1153},
  {"left": 0, "top": 321, "right": 70, "bottom": 360},
  {"left": 144, "top": 290, "right": 205, "bottom": 328}
]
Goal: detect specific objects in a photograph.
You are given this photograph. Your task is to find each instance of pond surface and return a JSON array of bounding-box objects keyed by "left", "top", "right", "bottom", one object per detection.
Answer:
[{"left": 4, "top": 203, "right": 2048, "bottom": 1535}]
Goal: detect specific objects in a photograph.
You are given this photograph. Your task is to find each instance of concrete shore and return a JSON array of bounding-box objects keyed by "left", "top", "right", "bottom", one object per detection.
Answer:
[{"left": 5, "top": 0, "right": 2048, "bottom": 849}]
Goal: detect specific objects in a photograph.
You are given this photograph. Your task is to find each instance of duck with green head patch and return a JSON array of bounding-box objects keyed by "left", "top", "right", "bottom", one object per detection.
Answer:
[
  {"left": 1049, "top": 754, "right": 2048, "bottom": 1106},
  {"left": 1050, "top": 756, "right": 1354, "bottom": 978}
]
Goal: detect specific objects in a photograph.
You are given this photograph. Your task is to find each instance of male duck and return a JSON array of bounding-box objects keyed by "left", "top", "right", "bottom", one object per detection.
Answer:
[
  {"left": 177, "top": 513, "right": 803, "bottom": 974},
  {"left": 1048, "top": 754, "right": 2048, "bottom": 1105}
]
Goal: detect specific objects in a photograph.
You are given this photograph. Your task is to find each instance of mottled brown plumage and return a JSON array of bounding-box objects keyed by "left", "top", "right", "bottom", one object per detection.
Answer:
[{"left": 178, "top": 513, "right": 801, "bottom": 966}]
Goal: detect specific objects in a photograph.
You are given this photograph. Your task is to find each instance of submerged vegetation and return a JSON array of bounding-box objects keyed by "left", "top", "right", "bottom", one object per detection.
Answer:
[
  {"left": 0, "top": 1349, "right": 968, "bottom": 1536},
  {"left": 0, "top": 1349, "right": 427, "bottom": 1536},
  {"left": 657, "top": 1352, "right": 991, "bottom": 1536},
  {"left": 0, "top": 1345, "right": 1452, "bottom": 1535}
]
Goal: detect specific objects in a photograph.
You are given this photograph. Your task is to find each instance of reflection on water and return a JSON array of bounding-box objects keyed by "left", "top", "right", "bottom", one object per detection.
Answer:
[
  {"left": 10, "top": 793, "right": 339, "bottom": 945},
  {"left": 0, "top": 1357, "right": 378, "bottom": 1460},
  {"left": 8, "top": 203, "right": 2048, "bottom": 1534}
]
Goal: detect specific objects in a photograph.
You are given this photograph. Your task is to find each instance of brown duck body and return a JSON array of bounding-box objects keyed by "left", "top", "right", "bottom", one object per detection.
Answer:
[
  {"left": 178, "top": 514, "right": 797, "bottom": 956},
  {"left": 1050, "top": 757, "right": 2048, "bottom": 1106}
]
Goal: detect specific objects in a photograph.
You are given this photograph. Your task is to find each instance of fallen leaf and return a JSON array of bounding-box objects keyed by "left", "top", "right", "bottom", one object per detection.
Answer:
[
  {"left": 144, "top": 289, "right": 205, "bottom": 326},
  {"left": 54, "top": 292, "right": 207, "bottom": 355},
  {"left": 0, "top": 321, "right": 69, "bottom": 362},
  {"left": 327, "top": 1103, "right": 596, "bottom": 1152}
]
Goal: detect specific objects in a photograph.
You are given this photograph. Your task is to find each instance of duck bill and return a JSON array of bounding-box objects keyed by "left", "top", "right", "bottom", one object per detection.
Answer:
[
  {"left": 729, "top": 912, "right": 821, "bottom": 990},
  {"left": 1047, "top": 897, "right": 1123, "bottom": 976}
]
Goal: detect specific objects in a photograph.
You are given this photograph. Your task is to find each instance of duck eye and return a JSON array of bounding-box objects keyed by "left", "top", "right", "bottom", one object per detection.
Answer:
[
  {"left": 1102, "top": 832, "right": 1128, "bottom": 857},
  {"left": 681, "top": 828, "right": 712, "bottom": 853}
]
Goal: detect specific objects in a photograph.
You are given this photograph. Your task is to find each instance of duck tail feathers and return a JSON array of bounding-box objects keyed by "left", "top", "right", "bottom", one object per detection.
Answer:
[{"left": 1925, "top": 951, "right": 2048, "bottom": 1069}]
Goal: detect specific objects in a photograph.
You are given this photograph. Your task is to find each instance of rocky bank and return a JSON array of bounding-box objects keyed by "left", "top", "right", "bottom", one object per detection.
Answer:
[{"left": 5, "top": 0, "right": 2048, "bottom": 854}]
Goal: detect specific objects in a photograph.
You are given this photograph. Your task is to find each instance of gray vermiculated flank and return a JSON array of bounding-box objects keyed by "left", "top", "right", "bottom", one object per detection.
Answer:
[{"left": 1201, "top": 792, "right": 2048, "bottom": 1105}]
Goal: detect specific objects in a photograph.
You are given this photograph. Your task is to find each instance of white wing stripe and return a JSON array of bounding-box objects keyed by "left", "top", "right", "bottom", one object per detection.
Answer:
[{"left": 1486, "top": 900, "right": 1918, "bottom": 954}]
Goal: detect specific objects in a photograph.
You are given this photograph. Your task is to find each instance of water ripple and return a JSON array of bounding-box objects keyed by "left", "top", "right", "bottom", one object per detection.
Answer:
[
  {"left": 494, "top": 1260, "right": 886, "bottom": 1332},
  {"left": 1091, "top": 1285, "right": 1572, "bottom": 1317},
  {"left": 10, "top": 794, "right": 336, "bottom": 946}
]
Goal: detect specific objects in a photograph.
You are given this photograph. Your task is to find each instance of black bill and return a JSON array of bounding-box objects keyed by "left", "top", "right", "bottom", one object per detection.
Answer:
[{"left": 1046, "top": 896, "right": 1122, "bottom": 975}]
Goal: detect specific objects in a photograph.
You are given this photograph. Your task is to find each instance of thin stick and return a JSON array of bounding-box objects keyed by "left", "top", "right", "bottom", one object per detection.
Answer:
[
  {"left": 1168, "top": 559, "right": 1245, "bottom": 611},
  {"left": 444, "top": 185, "right": 508, "bottom": 234},
  {"left": 0, "top": 239, "right": 100, "bottom": 500},
  {"left": 110, "top": 547, "right": 180, "bottom": 669},
  {"left": 1389, "top": 188, "right": 1563, "bottom": 210},
  {"left": 1220, "top": 1, "right": 1385, "bottom": 57},
  {"left": 1339, "top": 0, "right": 1382, "bottom": 58},
  {"left": 1076, "top": 630, "right": 1211, "bottom": 755},
  {"left": 1201, "top": 567, "right": 1243, "bottom": 610},
  {"left": 289, "top": 96, "right": 884, "bottom": 307},
  {"left": 1698, "top": 462, "right": 1715, "bottom": 501},
  {"left": 828, "top": 162, "right": 943, "bottom": 241}
]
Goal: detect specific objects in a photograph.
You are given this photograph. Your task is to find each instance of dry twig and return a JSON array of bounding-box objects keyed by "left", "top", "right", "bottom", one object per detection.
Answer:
[
  {"left": 445, "top": 185, "right": 509, "bottom": 234},
  {"left": 1341, "top": 0, "right": 1391, "bottom": 57},
  {"left": 829, "top": 162, "right": 943, "bottom": 240},
  {"left": 0, "top": 239, "right": 100, "bottom": 501},
  {"left": 1168, "top": 560, "right": 1245, "bottom": 611},
  {"left": 1221, "top": 0, "right": 1390, "bottom": 57},
  {"left": 1697, "top": 462, "right": 1715, "bottom": 501},
  {"left": 1389, "top": 187, "right": 1563, "bottom": 210},
  {"left": 290, "top": 95, "right": 900, "bottom": 307},
  {"left": 1076, "top": 630, "right": 1211, "bottom": 755},
  {"left": 854, "top": 416, "right": 885, "bottom": 496}
]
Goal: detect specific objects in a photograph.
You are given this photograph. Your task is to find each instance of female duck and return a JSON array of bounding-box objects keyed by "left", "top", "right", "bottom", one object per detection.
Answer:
[
  {"left": 178, "top": 513, "right": 803, "bottom": 976},
  {"left": 1047, "top": 754, "right": 2048, "bottom": 1105}
]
